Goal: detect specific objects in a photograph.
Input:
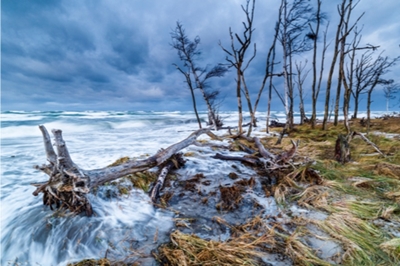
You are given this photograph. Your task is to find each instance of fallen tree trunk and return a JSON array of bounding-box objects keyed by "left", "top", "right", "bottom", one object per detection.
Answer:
[
  {"left": 352, "top": 131, "right": 386, "bottom": 157},
  {"left": 335, "top": 131, "right": 386, "bottom": 164},
  {"left": 213, "top": 137, "right": 299, "bottom": 168},
  {"left": 212, "top": 153, "right": 259, "bottom": 165},
  {"left": 32, "top": 126, "right": 210, "bottom": 215},
  {"left": 149, "top": 153, "right": 185, "bottom": 203},
  {"left": 254, "top": 137, "right": 276, "bottom": 161}
]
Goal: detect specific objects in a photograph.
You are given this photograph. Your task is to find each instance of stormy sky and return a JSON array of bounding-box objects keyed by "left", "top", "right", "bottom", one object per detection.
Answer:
[{"left": 1, "top": 0, "right": 400, "bottom": 112}]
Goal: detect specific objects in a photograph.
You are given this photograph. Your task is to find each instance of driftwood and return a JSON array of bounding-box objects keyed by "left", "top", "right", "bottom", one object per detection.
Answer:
[
  {"left": 276, "top": 140, "right": 300, "bottom": 163},
  {"left": 32, "top": 124, "right": 302, "bottom": 216},
  {"left": 335, "top": 131, "right": 386, "bottom": 164},
  {"left": 254, "top": 137, "right": 276, "bottom": 161},
  {"left": 212, "top": 153, "right": 259, "bottom": 165},
  {"left": 149, "top": 153, "right": 185, "bottom": 203},
  {"left": 213, "top": 137, "right": 299, "bottom": 168},
  {"left": 269, "top": 120, "right": 286, "bottom": 127},
  {"left": 32, "top": 126, "right": 210, "bottom": 215},
  {"left": 219, "top": 122, "right": 252, "bottom": 135},
  {"left": 352, "top": 131, "right": 386, "bottom": 157},
  {"left": 237, "top": 143, "right": 255, "bottom": 154}
]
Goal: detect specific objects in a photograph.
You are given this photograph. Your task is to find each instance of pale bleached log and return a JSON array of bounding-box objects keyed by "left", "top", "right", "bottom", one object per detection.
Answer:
[
  {"left": 33, "top": 126, "right": 210, "bottom": 215},
  {"left": 353, "top": 131, "right": 386, "bottom": 157},
  {"left": 149, "top": 153, "right": 185, "bottom": 203},
  {"left": 276, "top": 140, "right": 300, "bottom": 163},
  {"left": 253, "top": 137, "right": 276, "bottom": 161},
  {"left": 39, "top": 125, "right": 57, "bottom": 165},
  {"left": 87, "top": 128, "right": 210, "bottom": 188},
  {"left": 149, "top": 162, "right": 173, "bottom": 203},
  {"left": 212, "top": 153, "right": 259, "bottom": 165}
]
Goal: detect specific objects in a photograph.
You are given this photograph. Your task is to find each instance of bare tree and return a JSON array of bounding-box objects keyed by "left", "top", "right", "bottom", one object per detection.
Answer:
[
  {"left": 220, "top": 0, "right": 256, "bottom": 135},
  {"left": 171, "top": 22, "right": 228, "bottom": 130},
  {"left": 351, "top": 50, "right": 375, "bottom": 119},
  {"left": 342, "top": 27, "right": 361, "bottom": 133},
  {"left": 365, "top": 55, "right": 400, "bottom": 132},
  {"left": 322, "top": 0, "right": 356, "bottom": 130},
  {"left": 173, "top": 65, "right": 202, "bottom": 128},
  {"left": 308, "top": 0, "right": 329, "bottom": 128},
  {"left": 295, "top": 60, "right": 310, "bottom": 124},
  {"left": 383, "top": 80, "right": 399, "bottom": 113},
  {"left": 276, "top": 0, "right": 313, "bottom": 133},
  {"left": 254, "top": 18, "right": 281, "bottom": 133},
  {"left": 334, "top": 0, "right": 365, "bottom": 130}
]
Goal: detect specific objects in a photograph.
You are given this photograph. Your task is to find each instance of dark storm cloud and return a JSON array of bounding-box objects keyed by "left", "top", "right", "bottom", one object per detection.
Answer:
[
  {"left": 1, "top": 0, "right": 399, "bottom": 111},
  {"left": 105, "top": 25, "right": 149, "bottom": 74}
]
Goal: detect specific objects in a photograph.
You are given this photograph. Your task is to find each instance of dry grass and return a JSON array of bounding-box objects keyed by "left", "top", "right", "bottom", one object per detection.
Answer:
[
  {"left": 313, "top": 212, "right": 393, "bottom": 265},
  {"left": 157, "top": 230, "right": 268, "bottom": 265},
  {"left": 284, "top": 231, "right": 332, "bottom": 266},
  {"left": 158, "top": 217, "right": 336, "bottom": 266},
  {"left": 294, "top": 185, "right": 329, "bottom": 209},
  {"left": 380, "top": 238, "right": 400, "bottom": 260},
  {"left": 329, "top": 200, "right": 399, "bottom": 220},
  {"left": 125, "top": 171, "right": 157, "bottom": 192},
  {"left": 67, "top": 258, "right": 112, "bottom": 266},
  {"left": 107, "top": 156, "right": 130, "bottom": 167},
  {"left": 266, "top": 117, "right": 400, "bottom": 265}
]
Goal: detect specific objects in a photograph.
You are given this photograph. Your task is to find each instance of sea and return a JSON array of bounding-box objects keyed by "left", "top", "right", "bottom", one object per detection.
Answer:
[{"left": 0, "top": 110, "right": 388, "bottom": 265}]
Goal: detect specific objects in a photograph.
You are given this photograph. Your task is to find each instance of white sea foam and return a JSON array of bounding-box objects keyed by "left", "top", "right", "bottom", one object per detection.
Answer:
[{"left": 0, "top": 113, "right": 44, "bottom": 121}]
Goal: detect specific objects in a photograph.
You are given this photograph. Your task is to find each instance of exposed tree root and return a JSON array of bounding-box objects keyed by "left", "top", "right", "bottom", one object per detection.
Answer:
[{"left": 32, "top": 126, "right": 210, "bottom": 215}]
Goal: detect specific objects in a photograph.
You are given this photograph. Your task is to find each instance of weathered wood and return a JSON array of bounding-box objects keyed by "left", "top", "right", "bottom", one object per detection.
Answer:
[
  {"left": 276, "top": 140, "right": 300, "bottom": 163},
  {"left": 214, "top": 137, "right": 299, "bottom": 168},
  {"left": 334, "top": 131, "right": 385, "bottom": 165},
  {"left": 335, "top": 134, "right": 351, "bottom": 164},
  {"left": 212, "top": 153, "right": 259, "bottom": 165},
  {"left": 149, "top": 162, "right": 173, "bottom": 203},
  {"left": 237, "top": 143, "right": 255, "bottom": 154},
  {"left": 253, "top": 137, "right": 276, "bottom": 161},
  {"left": 33, "top": 126, "right": 93, "bottom": 215},
  {"left": 149, "top": 153, "right": 185, "bottom": 203},
  {"left": 352, "top": 131, "right": 386, "bottom": 157},
  {"left": 39, "top": 125, "right": 57, "bottom": 165},
  {"left": 87, "top": 128, "right": 210, "bottom": 188},
  {"left": 33, "top": 126, "right": 211, "bottom": 215},
  {"left": 269, "top": 120, "right": 286, "bottom": 127}
]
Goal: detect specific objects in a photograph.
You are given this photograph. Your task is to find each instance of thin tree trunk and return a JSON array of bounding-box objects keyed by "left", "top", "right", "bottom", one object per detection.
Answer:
[
  {"left": 341, "top": 67, "right": 351, "bottom": 134},
  {"left": 281, "top": 0, "right": 290, "bottom": 139},
  {"left": 236, "top": 68, "right": 243, "bottom": 134},
  {"left": 241, "top": 75, "right": 255, "bottom": 136},
  {"left": 322, "top": 1, "right": 347, "bottom": 130},
  {"left": 182, "top": 71, "right": 202, "bottom": 129},
  {"left": 310, "top": 0, "right": 321, "bottom": 128},
  {"left": 265, "top": 23, "right": 279, "bottom": 134},
  {"left": 288, "top": 52, "right": 295, "bottom": 130},
  {"left": 334, "top": 69, "right": 343, "bottom": 126},
  {"left": 352, "top": 91, "right": 359, "bottom": 119},
  {"left": 367, "top": 89, "right": 372, "bottom": 134}
]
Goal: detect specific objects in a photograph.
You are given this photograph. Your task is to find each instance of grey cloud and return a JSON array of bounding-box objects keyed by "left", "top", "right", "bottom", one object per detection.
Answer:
[
  {"left": 105, "top": 26, "right": 149, "bottom": 74},
  {"left": 1, "top": 0, "right": 399, "bottom": 112}
]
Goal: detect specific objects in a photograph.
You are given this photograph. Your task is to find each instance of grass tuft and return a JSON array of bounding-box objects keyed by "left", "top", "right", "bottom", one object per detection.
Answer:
[
  {"left": 284, "top": 231, "right": 332, "bottom": 266},
  {"left": 313, "top": 212, "right": 393, "bottom": 265},
  {"left": 380, "top": 238, "right": 400, "bottom": 260},
  {"left": 157, "top": 230, "right": 267, "bottom": 265}
]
